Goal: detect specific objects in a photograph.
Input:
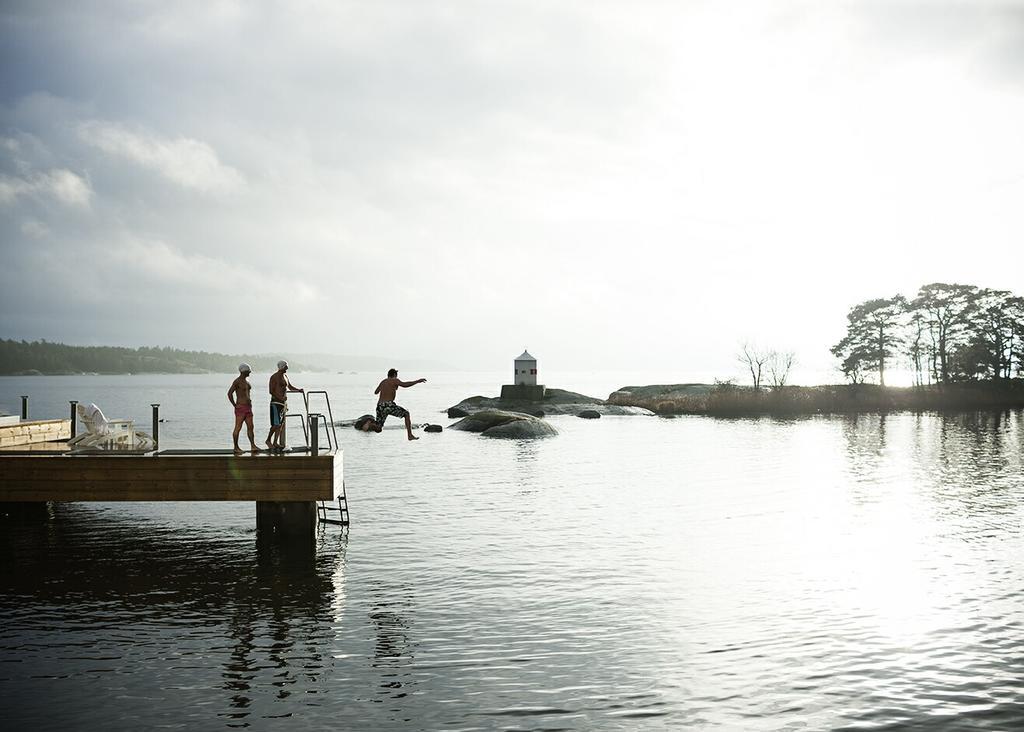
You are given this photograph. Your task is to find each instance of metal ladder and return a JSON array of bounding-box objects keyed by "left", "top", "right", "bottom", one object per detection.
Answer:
[
  {"left": 281, "top": 390, "right": 339, "bottom": 450},
  {"left": 317, "top": 480, "right": 350, "bottom": 526},
  {"left": 303, "top": 390, "right": 339, "bottom": 450},
  {"left": 289, "top": 390, "right": 349, "bottom": 527}
]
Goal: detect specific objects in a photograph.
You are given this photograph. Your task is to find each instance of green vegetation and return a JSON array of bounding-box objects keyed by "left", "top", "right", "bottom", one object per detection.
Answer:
[
  {"left": 617, "top": 282, "right": 1024, "bottom": 416},
  {"left": 0, "top": 339, "right": 320, "bottom": 375},
  {"left": 832, "top": 283, "right": 1024, "bottom": 385}
]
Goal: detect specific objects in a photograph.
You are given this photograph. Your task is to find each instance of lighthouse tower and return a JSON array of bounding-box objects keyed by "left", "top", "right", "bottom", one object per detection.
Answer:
[
  {"left": 501, "top": 348, "right": 546, "bottom": 401},
  {"left": 514, "top": 349, "right": 537, "bottom": 386}
]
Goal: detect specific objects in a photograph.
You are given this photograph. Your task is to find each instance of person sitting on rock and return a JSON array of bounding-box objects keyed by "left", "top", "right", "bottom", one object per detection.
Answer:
[{"left": 373, "top": 368, "right": 426, "bottom": 441}]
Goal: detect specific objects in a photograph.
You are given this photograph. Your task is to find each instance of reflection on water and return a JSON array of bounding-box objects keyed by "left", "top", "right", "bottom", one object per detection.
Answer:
[{"left": 2, "top": 404, "right": 1024, "bottom": 730}]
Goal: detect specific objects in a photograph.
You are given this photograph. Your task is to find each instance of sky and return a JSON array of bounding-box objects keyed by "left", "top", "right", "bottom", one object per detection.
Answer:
[{"left": 1, "top": 1, "right": 1023, "bottom": 381}]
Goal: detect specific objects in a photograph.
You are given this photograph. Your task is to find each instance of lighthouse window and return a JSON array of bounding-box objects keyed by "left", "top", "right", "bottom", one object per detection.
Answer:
[{"left": 530, "top": 369, "right": 537, "bottom": 375}]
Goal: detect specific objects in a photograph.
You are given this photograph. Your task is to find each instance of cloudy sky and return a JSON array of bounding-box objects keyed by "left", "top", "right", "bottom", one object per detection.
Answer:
[{"left": 2, "top": 1, "right": 1023, "bottom": 378}]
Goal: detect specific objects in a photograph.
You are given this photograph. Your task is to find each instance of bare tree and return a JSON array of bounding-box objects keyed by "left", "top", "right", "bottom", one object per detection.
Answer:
[
  {"left": 738, "top": 342, "right": 769, "bottom": 391},
  {"left": 767, "top": 350, "right": 796, "bottom": 388}
]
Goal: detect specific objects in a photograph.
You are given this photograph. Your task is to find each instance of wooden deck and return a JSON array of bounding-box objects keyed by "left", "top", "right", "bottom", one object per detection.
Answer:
[
  {"left": 0, "top": 419, "right": 71, "bottom": 449},
  {"left": 0, "top": 450, "right": 342, "bottom": 503}
]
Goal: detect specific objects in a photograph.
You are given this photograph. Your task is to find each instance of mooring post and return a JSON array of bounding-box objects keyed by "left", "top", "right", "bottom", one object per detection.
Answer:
[
  {"left": 151, "top": 404, "right": 160, "bottom": 449},
  {"left": 255, "top": 501, "right": 317, "bottom": 546},
  {"left": 20, "top": 395, "right": 28, "bottom": 420},
  {"left": 309, "top": 413, "right": 319, "bottom": 453},
  {"left": 69, "top": 400, "right": 78, "bottom": 439}
]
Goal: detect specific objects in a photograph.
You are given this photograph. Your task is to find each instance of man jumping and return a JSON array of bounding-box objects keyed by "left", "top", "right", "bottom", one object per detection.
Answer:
[{"left": 374, "top": 368, "right": 426, "bottom": 441}]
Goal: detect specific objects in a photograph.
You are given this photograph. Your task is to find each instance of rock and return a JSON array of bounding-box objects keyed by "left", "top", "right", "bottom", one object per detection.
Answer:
[
  {"left": 607, "top": 384, "right": 714, "bottom": 406},
  {"left": 353, "top": 414, "right": 381, "bottom": 432},
  {"left": 483, "top": 419, "right": 558, "bottom": 439},
  {"left": 450, "top": 409, "right": 558, "bottom": 439},
  {"left": 424, "top": 424, "right": 443, "bottom": 433},
  {"left": 578, "top": 410, "right": 601, "bottom": 419},
  {"left": 446, "top": 387, "right": 654, "bottom": 417}
]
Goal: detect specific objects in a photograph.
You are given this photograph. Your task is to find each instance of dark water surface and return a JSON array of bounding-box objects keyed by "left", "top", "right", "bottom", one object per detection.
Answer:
[{"left": 2, "top": 375, "right": 1024, "bottom": 730}]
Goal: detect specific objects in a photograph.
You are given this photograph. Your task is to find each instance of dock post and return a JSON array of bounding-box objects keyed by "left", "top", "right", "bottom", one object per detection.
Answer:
[
  {"left": 20, "top": 396, "right": 28, "bottom": 420},
  {"left": 69, "top": 401, "right": 78, "bottom": 439},
  {"left": 309, "top": 414, "right": 319, "bottom": 453},
  {"left": 255, "top": 501, "right": 317, "bottom": 544},
  {"left": 1, "top": 502, "right": 49, "bottom": 520},
  {"left": 151, "top": 404, "right": 160, "bottom": 449}
]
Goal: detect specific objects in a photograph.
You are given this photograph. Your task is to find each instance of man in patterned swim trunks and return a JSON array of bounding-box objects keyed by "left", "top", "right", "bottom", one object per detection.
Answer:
[
  {"left": 374, "top": 368, "right": 427, "bottom": 441},
  {"left": 266, "top": 360, "right": 304, "bottom": 451},
  {"left": 227, "top": 363, "right": 262, "bottom": 455}
]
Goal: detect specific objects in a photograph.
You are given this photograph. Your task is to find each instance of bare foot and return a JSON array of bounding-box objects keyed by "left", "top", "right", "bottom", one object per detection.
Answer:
[
  {"left": 250, "top": 446, "right": 263, "bottom": 453},
  {"left": 233, "top": 447, "right": 244, "bottom": 456},
  {"left": 408, "top": 434, "right": 419, "bottom": 441}
]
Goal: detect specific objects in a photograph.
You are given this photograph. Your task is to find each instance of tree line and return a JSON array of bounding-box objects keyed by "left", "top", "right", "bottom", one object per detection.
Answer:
[
  {"left": 0, "top": 339, "right": 318, "bottom": 375},
  {"left": 831, "top": 283, "right": 1024, "bottom": 385}
]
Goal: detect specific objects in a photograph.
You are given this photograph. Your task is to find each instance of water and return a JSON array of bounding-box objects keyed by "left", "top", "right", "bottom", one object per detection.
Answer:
[{"left": 2, "top": 374, "right": 1024, "bottom": 730}]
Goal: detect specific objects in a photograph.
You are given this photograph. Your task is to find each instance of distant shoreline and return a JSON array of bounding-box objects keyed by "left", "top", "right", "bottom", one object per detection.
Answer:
[
  {"left": 0, "top": 370, "right": 331, "bottom": 377},
  {"left": 608, "top": 381, "right": 1024, "bottom": 416}
]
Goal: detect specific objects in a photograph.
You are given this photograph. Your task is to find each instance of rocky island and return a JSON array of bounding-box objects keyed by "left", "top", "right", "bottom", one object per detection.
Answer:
[{"left": 446, "top": 387, "right": 654, "bottom": 419}]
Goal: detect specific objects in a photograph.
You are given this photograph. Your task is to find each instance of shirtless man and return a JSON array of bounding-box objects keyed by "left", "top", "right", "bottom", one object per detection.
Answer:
[
  {"left": 265, "top": 360, "right": 304, "bottom": 450},
  {"left": 374, "top": 368, "right": 427, "bottom": 441},
  {"left": 228, "top": 363, "right": 262, "bottom": 455}
]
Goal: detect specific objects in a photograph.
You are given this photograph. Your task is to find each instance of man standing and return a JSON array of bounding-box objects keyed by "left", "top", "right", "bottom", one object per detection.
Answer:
[
  {"left": 266, "top": 360, "right": 304, "bottom": 451},
  {"left": 374, "top": 368, "right": 427, "bottom": 441},
  {"left": 228, "top": 363, "right": 262, "bottom": 455}
]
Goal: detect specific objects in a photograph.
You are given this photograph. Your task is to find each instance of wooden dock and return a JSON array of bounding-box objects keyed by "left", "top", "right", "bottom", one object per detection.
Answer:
[
  {"left": 0, "top": 450, "right": 344, "bottom": 542},
  {"left": 0, "top": 418, "right": 71, "bottom": 448}
]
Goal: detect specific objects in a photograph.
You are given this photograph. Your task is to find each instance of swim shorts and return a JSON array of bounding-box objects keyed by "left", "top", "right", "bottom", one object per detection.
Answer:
[
  {"left": 270, "top": 401, "right": 287, "bottom": 427},
  {"left": 376, "top": 400, "right": 408, "bottom": 426},
  {"left": 234, "top": 404, "right": 253, "bottom": 418}
]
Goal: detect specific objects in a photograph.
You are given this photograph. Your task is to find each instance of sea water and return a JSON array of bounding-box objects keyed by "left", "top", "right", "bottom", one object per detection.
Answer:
[{"left": 1, "top": 373, "right": 1023, "bottom": 730}]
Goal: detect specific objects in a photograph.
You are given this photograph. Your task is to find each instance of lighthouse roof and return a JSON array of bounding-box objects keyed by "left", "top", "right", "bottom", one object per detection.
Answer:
[{"left": 515, "top": 350, "right": 536, "bottom": 361}]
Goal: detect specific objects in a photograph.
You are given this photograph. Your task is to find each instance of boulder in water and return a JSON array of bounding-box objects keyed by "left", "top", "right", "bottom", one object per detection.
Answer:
[
  {"left": 450, "top": 409, "right": 558, "bottom": 439},
  {"left": 578, "top": 410, "right": 601, "bottom": 419},
  {"left": 353, "top": 414, "right": 381, "bottom": 432},
  {"left": 424, "top": 424, "right": 443, "bottom": 433}
]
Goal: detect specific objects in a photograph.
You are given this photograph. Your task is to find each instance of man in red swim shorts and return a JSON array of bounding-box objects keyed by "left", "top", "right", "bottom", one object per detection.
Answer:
[{"left": 228, "top": 363, "right": 262, "bottom": 455}]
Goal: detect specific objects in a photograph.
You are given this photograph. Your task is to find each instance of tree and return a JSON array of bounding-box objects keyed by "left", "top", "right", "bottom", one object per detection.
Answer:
[
  {"left": 1009, "top": 297, "right": 1024, "bottom": 377},
  {"left": 907, "top": 311, "right": 927, "bottom": 386},
  {"left": 767, "top": 350, "right": 796, "bottom": 388},
  {"left": 738, "top": 342, "right": 769, "bottom": 391},
  {"left": 963, "top": 289, "right": 1016, "bottom": 380},
  {"left": 830, "top": 296, "right": 906, "bottom": 386},
  {"left": 909, "top": 283, "right": 978, "bottom": 384}
]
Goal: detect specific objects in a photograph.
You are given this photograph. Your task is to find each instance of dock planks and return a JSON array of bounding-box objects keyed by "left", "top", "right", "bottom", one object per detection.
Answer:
[
  {"left": 0, "top": 452, "right": 341, "bottom": 502},
  {"left": 0, "top": 419, "right": 71, "bottom": 448}
]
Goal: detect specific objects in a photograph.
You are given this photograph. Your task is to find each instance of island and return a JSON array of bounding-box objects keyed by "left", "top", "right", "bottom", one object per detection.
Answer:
[{"left": 447, "top": 388, "right": 654, "bottom": 418}]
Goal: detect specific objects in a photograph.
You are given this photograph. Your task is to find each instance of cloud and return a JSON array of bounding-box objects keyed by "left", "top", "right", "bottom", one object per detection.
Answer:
[
  {"left": 0, "top": 167, "right": 91, "bottom": 207},
  {"left": 77, "top": 121, "right": 244, "bottom": 193},
  {"left": 20, "top": 219, "right": 49, "bottom": 238},
  {"left": 2, "top": 2, "right": 1024, "bottom": 373},
  {"left": 106, "top": 237, "right": 318, "bottom": 300}
]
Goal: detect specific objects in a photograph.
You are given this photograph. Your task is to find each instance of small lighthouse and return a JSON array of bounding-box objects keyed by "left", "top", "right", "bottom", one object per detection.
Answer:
[
  {"left": 514, "top": 349, "right": 537, "bottom": 386},
  {"left": 501, "top": 348, "right": 546, "bottom": 401}
]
